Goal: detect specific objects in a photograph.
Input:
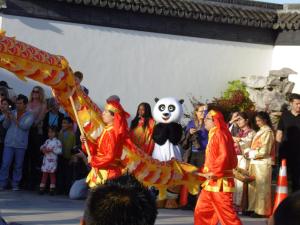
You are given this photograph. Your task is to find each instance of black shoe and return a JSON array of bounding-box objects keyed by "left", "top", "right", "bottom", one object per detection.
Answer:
[
  {"left": 242, "top": 211, "right": 253, "bottom": 216},
  {"left": 181, "top": 204, "right": 194, "bottom": 210},
  {"left": 39, "top": 187, "right": 45, "bottom": 195},
  {"left": 251, "top": 213, "right": 268, "bottom": 218},
  {"left": 49, "top": 188, "right": 56, "bottom": 196}
]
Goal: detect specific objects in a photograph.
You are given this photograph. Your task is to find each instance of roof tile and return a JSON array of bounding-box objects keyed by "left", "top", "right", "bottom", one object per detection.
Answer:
[{"left": 55, "top": 0, "right": 300, "bottom": 30}]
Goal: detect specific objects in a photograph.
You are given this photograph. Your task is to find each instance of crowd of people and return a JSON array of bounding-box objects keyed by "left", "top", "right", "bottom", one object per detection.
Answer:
[
  {"left": 0, "top": 75, "right": 89, "bottom": 196},
  {"left": 1, "top": 75, "right": 300, "bottom": 224}
]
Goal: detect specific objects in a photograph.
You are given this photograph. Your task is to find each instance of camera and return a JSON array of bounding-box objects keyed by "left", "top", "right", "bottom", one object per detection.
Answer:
[{"left": 71, "top": 145, "right": 82, "bottom": 155}]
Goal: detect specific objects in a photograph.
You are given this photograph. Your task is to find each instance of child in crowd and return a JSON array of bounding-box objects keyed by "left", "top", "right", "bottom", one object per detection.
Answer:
[
  {"left": 39, "top": 126, "right": 62, "bottom": 195},
  {"left": 57, "top": 117, "right": 76, "bottom": 194}
]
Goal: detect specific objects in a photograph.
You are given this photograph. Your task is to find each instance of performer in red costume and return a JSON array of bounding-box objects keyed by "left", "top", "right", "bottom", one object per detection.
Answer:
[
  {"left": 81, "top": 100, "right": 130, "bottom": 188},
  {"left": 194, "top": 110, "right": 242, "bottom": 225}
]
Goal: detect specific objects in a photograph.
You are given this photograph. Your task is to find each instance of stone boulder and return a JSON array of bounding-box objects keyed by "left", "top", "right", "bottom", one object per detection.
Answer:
[
  {"left": 242, "top": 68, "right": 297, "bottom": 112},
  {"left": 241, "top": 76, "right": 268, "bottom": 89}
]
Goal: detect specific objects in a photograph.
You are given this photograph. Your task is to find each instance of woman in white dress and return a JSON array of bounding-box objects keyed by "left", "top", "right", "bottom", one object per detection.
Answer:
[{"left": 232, "top": 112, "right": 255, "bottom": 214}]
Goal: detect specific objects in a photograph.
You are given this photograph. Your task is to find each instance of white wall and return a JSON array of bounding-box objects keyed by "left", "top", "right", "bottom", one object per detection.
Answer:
[
  {"left": 0, "top": 14, "right": 274, "bottom": 115},
  {"left": 272, "top": 45, "right": 300, "bottom": 93}
]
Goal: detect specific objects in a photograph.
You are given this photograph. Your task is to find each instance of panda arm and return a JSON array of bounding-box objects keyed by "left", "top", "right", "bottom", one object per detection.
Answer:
[
  {"left": 168, "top": 123, "right": 183, "bottom": 145},
  {"left": 153, "top": 123, "right": 169, "bottom": 145}
]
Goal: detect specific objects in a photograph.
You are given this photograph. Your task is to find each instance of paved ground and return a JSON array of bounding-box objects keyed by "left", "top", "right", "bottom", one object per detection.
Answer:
[{"left": 0, "top": 191, "right": 268, "bottom": 225}]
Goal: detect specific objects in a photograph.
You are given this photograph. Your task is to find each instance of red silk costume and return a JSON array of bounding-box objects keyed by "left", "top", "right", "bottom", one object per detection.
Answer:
[
  {"left": 194, "top": 110, "right": 242, "bottom": 225},
  {"left": 84, "top": 100, "right": 130, "bottom": 188}
]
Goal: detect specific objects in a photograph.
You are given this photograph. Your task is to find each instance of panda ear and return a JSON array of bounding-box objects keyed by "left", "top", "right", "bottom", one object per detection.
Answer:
[
  {"left": 179, "top": 99, "right": 184, "bottom": 104},
  {"left": 154, "top": 98, "right": 159, "bottom": 103}
]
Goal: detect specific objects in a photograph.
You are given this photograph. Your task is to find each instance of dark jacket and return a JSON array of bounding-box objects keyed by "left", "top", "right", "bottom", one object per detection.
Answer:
[{"left": 42, "top": 111, "right": 64, "bottom": 140}]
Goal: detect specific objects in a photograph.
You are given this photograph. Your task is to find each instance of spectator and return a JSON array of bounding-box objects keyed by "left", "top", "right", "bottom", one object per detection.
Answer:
[
  {"left": 130, "top": 102, "right": 155, "bottom": 155},
  {"left": 24, "top": 86, "right": 47, "bottom": 190},
  {"left": 0, "top": 98, "right": 13, "bottom": 167},
  {"left": 180, "top": 103, "right": 208, "bottom": 210},
  {"left": 69, "top": 147, "right": 89, "bottom": 200},
  {"left": 246, "top": 111, "right": 275, "bottom": 217},
  {"left": 42, "top": 98, "right": 64, "bottom": 140},
  {"left": 0, "top": 81, "right": 16, "bottom": 102},
  {"left": 228, "top": 111, "right": 240, "bottom": 137},
  {"left": 74, "top": 71, "right": 89, "bottom": 95},
  {"left": 276, "top": 93, "right": 300, "bottom": 192},
  {"left": 0, "top": 94, "right": 34, "bottom": 191},
  {"left": 232, "top": 112, "right": 256, "bottom": 214},
  {"left": 182, "top": 103, "right": 208, "bottom": 167},
  {"left": 0, "top": 87, "right": 9, "bottom": 103},
  {"left": 39, "top": 126, "right": 62, "bottom": 195},
  {"left": 57, "top": 117, "right": 76, "bottom": 194},
  {"left": 80, "top": 174, "right": 157, "bottom": 225},
  {"left": 0, "top": 81, "right": 11, "bottom": 90},
  {"left": 268, "top": 190, "right": 300, "bottom": 225}
]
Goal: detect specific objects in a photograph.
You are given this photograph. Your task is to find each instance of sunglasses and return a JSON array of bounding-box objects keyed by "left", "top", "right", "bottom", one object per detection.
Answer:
[{"left": 32, "top": 90, "right": 39, "bottom": 93}]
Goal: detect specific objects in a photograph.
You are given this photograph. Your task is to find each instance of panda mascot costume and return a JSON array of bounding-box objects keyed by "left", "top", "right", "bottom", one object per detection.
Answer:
[{"left": 152, "top": 97, "right": 184, "bottom": 208}]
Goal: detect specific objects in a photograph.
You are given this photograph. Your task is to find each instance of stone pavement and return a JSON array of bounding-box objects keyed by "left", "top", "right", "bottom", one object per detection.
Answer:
[{"left": 0, "top": 191, "right": 267, "bottom": 225}]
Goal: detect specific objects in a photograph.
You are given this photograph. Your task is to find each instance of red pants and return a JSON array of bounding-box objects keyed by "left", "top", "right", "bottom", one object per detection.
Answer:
[
  {"left": 40, "top": 172, "right": 56, "bottom": 187},
  {"left": 194, "top": 190, "right": 242, "bottom": 225}
]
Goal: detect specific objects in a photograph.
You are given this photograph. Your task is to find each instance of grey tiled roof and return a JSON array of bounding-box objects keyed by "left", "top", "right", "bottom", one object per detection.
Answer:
[
  {"left": 273, "top": 12, "right": 300, "bottom": 30},
  {"left": 57, "top": 0, "right": 279, "bottom": 29},
  {"left": 56, "top": 0, "right": 300, "bottom": 30}
]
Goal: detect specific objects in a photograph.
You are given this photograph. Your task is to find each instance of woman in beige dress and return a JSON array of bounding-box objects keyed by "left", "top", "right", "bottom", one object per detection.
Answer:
[{"left": 246, "top": 111, "right": 275, "bottom": 217}]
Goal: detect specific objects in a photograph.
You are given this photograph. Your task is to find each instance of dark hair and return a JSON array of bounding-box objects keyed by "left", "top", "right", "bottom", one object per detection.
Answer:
[
  {"left": 288, "top": 93, "right": 300, "bottom": 102},
  {"left": 0, "top": 87, "right": 9, "bottom": 98},
  {"left": 84, "top": 174, "right": 157, "bottom": 225},
  {"left": 48, "top": 126, "right": 59, "bottom": 136},
  {"left": 130, "top": 103, "right": 152, "bottom": 130},
  {"left": 63, "top": 117, "right": 73, "bottom": 124},
  {"left": 237, "top": 112, "right": 254, "bottom": 129},
  {"left": 16, "top": 94, "right": 28, "bottom": 105},
  {"left": 255, "top": 111, "right": 273, "bottom": 130},
  {"left": 228, "top": 111, "right": 239, "bottom": 122},
  {"left": 273, "top": 191, "right": 300, "bottom": 225},
  {"left": 74, "top": 71, "right": 83, "bottom": 80}
]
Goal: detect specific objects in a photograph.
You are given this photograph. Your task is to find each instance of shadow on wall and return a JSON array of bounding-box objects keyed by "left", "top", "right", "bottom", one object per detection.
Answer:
[{"left": 5, "top": 1, "right": 63, "bottom": 34}]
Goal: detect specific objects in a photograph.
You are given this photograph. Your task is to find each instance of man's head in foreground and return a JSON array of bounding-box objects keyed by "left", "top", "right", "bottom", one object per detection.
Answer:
[
  {"left": 81, "top": 174, "right": 157, "bottom": 225},
  {"left": 269, "top": 190, "right": 300, "bottom": 225}
]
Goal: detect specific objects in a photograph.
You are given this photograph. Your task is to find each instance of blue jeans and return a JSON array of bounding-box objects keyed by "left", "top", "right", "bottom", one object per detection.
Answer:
[
  {"left": 0, "top": 146, "right": 26, "bottom": 188},
  {"left": 69, "top": 178, "right": 88, "bottom": 200}
]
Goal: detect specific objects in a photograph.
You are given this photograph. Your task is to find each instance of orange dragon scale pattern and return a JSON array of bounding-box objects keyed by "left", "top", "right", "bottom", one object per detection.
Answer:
[{"left": 0, "top": 31, "right": 202, "bottom": 197}]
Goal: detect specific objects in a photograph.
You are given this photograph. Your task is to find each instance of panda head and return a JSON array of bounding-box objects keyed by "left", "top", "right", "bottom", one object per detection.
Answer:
[{"left": 153, "top": 97, "right": 184, "bottom": 124}]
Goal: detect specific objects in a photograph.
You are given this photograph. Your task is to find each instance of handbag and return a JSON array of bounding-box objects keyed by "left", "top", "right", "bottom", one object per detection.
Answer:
[{"left": 233, "top": 167, "right": 255, "bottom": 183}]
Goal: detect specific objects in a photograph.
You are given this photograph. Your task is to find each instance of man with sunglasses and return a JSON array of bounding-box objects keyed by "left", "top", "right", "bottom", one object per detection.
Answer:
[
  {"left": 0, "top": 94, "right": 34, "bottom": 191},
  {"left": 194, "top": 110, "right": 241, "bottom": 225}
]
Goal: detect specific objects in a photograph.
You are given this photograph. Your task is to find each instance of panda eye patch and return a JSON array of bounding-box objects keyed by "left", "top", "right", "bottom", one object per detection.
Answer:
[
  {"left": 158, "top": 104, "right": 165, "bottom": 111},
  {"left": 168, "top": 105, "right": 175, "bottom": 112}
]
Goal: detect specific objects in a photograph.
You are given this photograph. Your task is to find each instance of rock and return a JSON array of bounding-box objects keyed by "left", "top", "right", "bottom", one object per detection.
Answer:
[
  {"left": 241, "top": 76, "right": 268, "bottom": 89},
  {"left": 283, "top": 82, "right": 295, "bottom": 94},
  {"left": 243, "top": 68, "right": 296, "bottom": 112},
  {"left": 269, "top": 67, "right": 297, "bottom": 78}
]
